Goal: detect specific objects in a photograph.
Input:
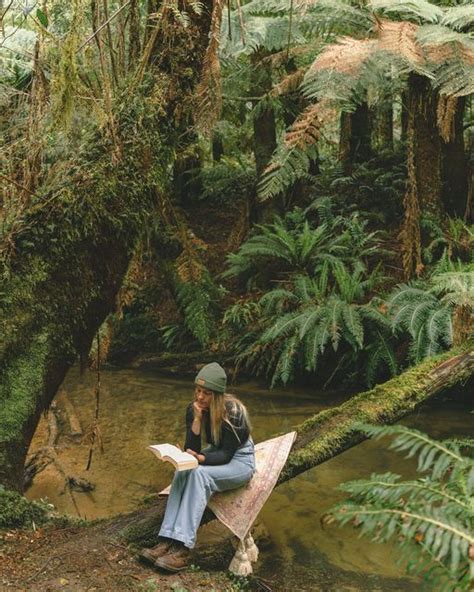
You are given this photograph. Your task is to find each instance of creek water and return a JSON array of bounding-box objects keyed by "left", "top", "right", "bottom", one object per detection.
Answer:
[{"left": 26, "top": 367, "right": 472, "bottom": 591}]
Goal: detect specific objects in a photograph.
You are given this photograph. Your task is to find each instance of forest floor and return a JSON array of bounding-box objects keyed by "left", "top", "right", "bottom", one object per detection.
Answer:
[{"left": 0, "top": 523, "right": 249, "bottom": 592}]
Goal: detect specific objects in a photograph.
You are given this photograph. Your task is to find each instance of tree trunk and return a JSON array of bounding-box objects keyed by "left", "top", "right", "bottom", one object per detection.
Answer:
[
  {"left": 0, "top": 4, "right": 213, "bottom": 493},
  {"left": 250, "top": 49, "right": 279, "bottom": 223},
  {"left": 373, "top": 102, "right": 393, "bottom": 151},
  {"left": 407, "top": 73, "right": 443, "bottom": 218},
  {"left": 212, "top": 132, "right": 224, "bottom": 162},
  {"left": 442, "top": 97, "right": 468, "bottom": 218},
  {"left": 400, "top": 91, "right": 408, "bottom": 143},
  {"left": 339, "top": 103, "right": 372, "bottom": 173},
  {"left": 113, "top": 347, "right": 474, "bottom": 548}
]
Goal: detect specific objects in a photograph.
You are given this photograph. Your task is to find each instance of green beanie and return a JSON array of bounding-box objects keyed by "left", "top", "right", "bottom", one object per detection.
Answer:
[{"left": 194, "top": 362, "right": 227, "bottom": 393}]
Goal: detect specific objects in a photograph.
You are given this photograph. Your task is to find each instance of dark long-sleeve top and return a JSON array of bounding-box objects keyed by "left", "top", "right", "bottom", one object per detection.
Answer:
[{"left": 184, "top": 402, "right": 250, "bottom": 465}]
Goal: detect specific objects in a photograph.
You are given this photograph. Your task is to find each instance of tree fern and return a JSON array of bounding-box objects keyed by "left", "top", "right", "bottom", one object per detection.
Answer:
[
  {"left": 369, "top": 0, "right": 444, "bottom": 24},
  {"left": 441, "top": 5, "right": 474, "bottom": 32},
  {"left": 328, "top": 424, "right": 474, "bottom": 591}
]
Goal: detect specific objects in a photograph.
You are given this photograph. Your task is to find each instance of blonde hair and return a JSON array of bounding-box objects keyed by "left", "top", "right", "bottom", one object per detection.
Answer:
[{"left": 209, "top": 392, "right": 251, "bottom": 446}]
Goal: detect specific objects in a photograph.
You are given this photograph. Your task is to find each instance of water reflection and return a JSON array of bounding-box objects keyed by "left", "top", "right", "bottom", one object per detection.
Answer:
[{"left": 26, "top": 367, "right": 472, "bottom": 591}]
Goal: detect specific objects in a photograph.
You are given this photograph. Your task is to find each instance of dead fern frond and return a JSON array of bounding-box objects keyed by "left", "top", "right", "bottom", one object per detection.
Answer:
[
  {"left": 309, "top": 37, "right": 377, "bottom": 76},
  {"left": 271, "top": 66, "right": 307, "bottom": 96},
  {"left": 176, "top": 232, "right": 208, "bottom": 282},
  {"left": 194, "top": 0, "right": 225, "bottom": 133},
  {"left": 425, "top": 39, "right": 474, "bottom": 65},
  {"left": 437, "top": 94, "right": 457, "bottom": 142},
  {"left": 377, "top": 18, "right": 424, "bottom": 66},
  {"left": 116, "top": 244, "right": 146, "bottom": 317},
  {"left": 284, "top": 100, "right": 335, "bottom": 149}
]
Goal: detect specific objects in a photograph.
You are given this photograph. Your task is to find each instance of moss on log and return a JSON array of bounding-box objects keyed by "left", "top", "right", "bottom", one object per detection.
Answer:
[{"left": 279, "top": 346, "right": 474, "bottom": 483}]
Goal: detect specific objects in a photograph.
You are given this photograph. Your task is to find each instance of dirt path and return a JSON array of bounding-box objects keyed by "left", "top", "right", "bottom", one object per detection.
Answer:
[{"left": 0, "top": 524, "right": 247, "bottom": 592}]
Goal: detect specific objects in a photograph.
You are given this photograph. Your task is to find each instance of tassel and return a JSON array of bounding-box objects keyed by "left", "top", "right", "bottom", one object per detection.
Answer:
[
  {"left": 229, "top": 538, "right": 253, "bottom": 576},
  {"left": 244, "top": 533, "right": 259, "bottom": 563}
]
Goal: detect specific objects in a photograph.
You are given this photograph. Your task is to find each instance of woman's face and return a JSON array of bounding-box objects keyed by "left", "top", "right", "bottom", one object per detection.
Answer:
[{"left": 194, "top": 385, "right": 213, "bottom": 410}]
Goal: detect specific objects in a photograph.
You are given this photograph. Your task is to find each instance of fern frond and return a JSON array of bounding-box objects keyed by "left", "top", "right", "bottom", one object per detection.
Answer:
[
  {"left": 271, "top": 67, "right": 307, "bottom": 97},
  {"left": 271, "top": 331, "right": 299, "bottom": 386},
  {"left": 377, "top": 19, "right": 425, "bottom": 68},
  {"left": 308, "top": 37, "right": 377, "bottom": 76},
  {"left": 369, "top": 0, "right": 444, "bottom": 24},
  {"left": 298, "top": 0, "right": 374, "bottom": 36},
  {"left": 341, "top": 304, "right": 364, "bottom": 348},
  {"left": 258, "top": 141, "right": 318, "bottom": 200},
  {"left": 364, "top": 329, "right": 397, "bottom": 386},
  {"left": 284, "top": 101, "right": 336, "bottom": 150},
  {"left": 441, "top": 5, "right": 474, "bottom": 32},
  {"left": 195, "top": 0, "right": 224, "bottom": 132},
  {"left": 259, "top": 288, "right": 299, "bottom": 314},
  {"left": 357, "top": 424, "right": 469, "bottom": 479}
]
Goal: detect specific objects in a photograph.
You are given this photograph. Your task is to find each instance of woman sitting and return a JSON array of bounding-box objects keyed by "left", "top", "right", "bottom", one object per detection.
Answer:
[{"left": 141, "top": 362, "right": 255, "bottom": 572}]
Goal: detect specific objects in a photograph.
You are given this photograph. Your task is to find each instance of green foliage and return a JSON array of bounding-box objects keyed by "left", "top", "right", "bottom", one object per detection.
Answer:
[
  {"left": 225, "top": 205, "right": 383, "bottom": 288},
  {"left": 389, "top": 264, "right": 474, "bottom": 362},
  {"left": 199, "top": 160, "right": 256, "bottom": 205},
  {"left": 308, "top": 153, "right": 406, "bottom": 225},
  {"left": 0, "top": 486, "right": 51, "bottom": 528},
  {"left": 370, "top": 0, "right": 444, "bottom": 23},
  {"left": 422, "top": 216, "right": 474, "bottom": 265},
  {"left": 172, "top": 270, "right": 223, "bottom": 348},
  {"left": 329, "top": 424, "right": 474, "bottom": 591},
  {"left": 224, "top": 207, "right": 396, "bottom": 386},
  {"left": 108, "top": 313, "right": 163, "bottom": 364}
]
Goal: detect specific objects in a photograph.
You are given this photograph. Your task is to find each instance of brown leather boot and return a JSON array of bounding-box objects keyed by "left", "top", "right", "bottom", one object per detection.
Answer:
[
  {"left": 153, "top": 546, "right": 191, "bottom": 572},
  {"left": 139, "top": 540, "right": 175, "bottom": 564}
]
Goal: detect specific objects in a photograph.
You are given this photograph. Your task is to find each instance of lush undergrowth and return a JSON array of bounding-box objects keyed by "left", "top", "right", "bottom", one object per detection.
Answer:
[{"left": 110, "top": 156, "right": 473, "bottom": 390}]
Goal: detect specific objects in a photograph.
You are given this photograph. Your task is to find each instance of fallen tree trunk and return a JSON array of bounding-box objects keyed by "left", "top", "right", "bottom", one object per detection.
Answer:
[
  {"left": 114, "top": 346, "right": 473, "bottom": 548},
  {"left": 279, "top": 346, "right": 474, "bottom": 483}
]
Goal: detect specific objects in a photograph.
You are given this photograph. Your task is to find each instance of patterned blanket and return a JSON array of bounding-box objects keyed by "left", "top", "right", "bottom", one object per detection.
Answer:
[{"left": 160, "top": 431, "right": 297, "bottom": 540}]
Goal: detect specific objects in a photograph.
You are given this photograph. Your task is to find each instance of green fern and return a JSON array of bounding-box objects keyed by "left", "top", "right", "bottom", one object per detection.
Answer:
[
  {"left": 369, "top": 0, "right": 444, "bottom": 23},
  {"left": 172, "top": 270, "right": 221, "bottom": 348},
  {"left": 389, "top": 267, "right": 473, "bottom": 362},
  {"left": 240, "top": 266, "right": 393, "bottom": 385},
  {"left": 441, "top": 5, "right": 474, "bottom": 31},
  {"left": 328, "top": 424, "right": 474, "bottom": 591}
]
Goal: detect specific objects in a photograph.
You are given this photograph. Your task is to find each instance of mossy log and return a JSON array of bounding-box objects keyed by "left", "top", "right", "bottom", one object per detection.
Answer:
[
  {"left": 112, "top": 347, "right": 474, "bottom": 548},
  {"left": 279, "top": 346, "right": 473, "bottom": 483},
  {"left": 0, "top": 5, "right": 213, "bottom": 492}
]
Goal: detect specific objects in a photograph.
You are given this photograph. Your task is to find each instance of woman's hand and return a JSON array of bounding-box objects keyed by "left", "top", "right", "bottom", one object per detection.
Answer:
[
  {"left": 186, "top": 449, "right": 205, "bottom": 464},
  {"left": 192, "top": 401, "right": 207, "bottom": 420}
]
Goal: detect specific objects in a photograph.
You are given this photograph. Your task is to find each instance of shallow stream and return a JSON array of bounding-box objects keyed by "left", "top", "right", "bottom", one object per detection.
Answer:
[{"left": 27, "top": 368, "right": 472, "bottom": 591}]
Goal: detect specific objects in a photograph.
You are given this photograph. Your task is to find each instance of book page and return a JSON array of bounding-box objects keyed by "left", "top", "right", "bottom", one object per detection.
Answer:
[{"left": 147, "top": 443, "right": 198, "bottom": 470}]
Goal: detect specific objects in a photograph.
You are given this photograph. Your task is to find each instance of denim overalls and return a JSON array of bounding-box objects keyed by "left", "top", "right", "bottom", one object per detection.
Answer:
[{"left": 159, "top": 438, "right": 255, "bottom": 548}]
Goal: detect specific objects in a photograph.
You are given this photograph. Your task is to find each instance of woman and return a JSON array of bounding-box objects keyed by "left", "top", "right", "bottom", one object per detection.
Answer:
[{"left": 140, "top": 362, "right": 255, "bottom": 572}]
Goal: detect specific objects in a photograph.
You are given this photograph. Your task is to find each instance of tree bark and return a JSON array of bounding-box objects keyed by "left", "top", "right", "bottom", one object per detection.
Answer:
[
  {"left": 0, "top": 4, "right": 213, "bottom": 492},
  {"left": 442, "top": 97, "right": 468, "bottom": 218},
  {"left": 339, "top": 103, "right": 372, "bottom": 174},
  {"left": 406, "top": 73, "right": 443, "bottom": 219},
  {"left": 111, "top": 347, "right": 474, "bottom": 548},
  {"left": 373, "top": 102, "right": 393, "bottom": 151}
]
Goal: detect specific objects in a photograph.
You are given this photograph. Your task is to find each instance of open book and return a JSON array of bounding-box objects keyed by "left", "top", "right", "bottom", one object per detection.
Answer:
[{"left": 147, "top": 444, "right": 198, "bottom": 471}]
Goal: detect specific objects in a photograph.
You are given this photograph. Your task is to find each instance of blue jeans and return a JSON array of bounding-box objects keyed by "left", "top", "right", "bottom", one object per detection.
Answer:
[{"left": 159, "top": 439, "right": 255, "bottom": 548}]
